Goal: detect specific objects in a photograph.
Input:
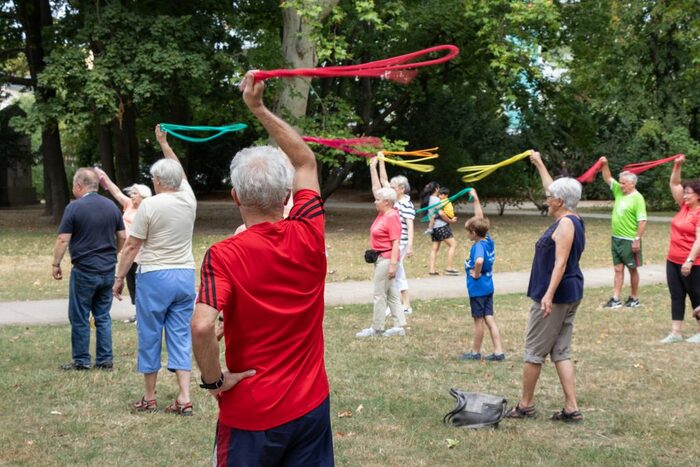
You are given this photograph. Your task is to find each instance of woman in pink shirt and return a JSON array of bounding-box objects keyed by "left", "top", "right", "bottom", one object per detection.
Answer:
[
  {"left": 661, "top": 155, "right": 700, "bottom": 344},
  {"left": 356, "top": 164, "right": 407, "bottom": 338}
]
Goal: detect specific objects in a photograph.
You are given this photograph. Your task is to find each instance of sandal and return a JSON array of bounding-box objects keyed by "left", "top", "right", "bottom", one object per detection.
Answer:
[
  {"left": 165, "top": 400, "right": 193, "bottom": 416},
  {"left": 550, "top": 408, "right": 583, "bottom": 423},
  {"left": 505, "top": 404, "right": 537, "bottom": 419},
  {"left": 428, "top": 272, "right": 440, "bottom": 276},
  {"left": 131, "top": 396, "right": 157, "bottom": 413}
]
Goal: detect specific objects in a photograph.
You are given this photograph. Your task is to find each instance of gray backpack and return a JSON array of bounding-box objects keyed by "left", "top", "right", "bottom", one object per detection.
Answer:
[{"left": 443, "top": 388, "right": 508, "bottom": 429}]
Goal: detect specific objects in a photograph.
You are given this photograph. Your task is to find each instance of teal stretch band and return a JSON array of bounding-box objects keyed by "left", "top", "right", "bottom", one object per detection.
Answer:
[
  {"left": 416, "top": 187, "right": 472, "bottom": 222},
  {"left": 159, "top": 123, "right": 248, "bottom": 143}
]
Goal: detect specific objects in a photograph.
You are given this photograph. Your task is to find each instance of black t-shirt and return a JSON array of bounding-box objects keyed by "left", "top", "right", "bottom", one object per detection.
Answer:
[{"left": 58, "top": 192, "right": 125, "bottom": 274}]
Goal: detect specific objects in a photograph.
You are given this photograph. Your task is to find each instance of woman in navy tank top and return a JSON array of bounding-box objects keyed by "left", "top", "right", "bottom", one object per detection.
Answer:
[{"left": 506, "top": 151, "right": 586, "bottom": 423}]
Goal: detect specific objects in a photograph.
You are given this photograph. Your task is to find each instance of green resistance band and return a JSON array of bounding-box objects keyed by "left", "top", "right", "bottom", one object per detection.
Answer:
[
  {"left": 416, "top": 187, "right": 472, "bottom": 222},
  {"left": 159, "top": 123, "right": 248, "bottom": 143}
]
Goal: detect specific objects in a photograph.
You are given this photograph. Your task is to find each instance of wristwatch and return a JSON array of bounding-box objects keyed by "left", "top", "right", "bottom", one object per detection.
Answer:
[
  {"left": 199, "top": 372, "right": 224, "bottom": 390},
  {"left": 686, "top": 258, "right": 695, "bottom": 264}
]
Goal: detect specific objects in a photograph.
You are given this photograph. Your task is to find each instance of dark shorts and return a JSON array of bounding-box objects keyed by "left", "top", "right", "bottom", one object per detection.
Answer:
[
  {"left": 214, "top": 397, "right": 334, "bottom": 467},
  {"left": 431, "top": 225, "right": 453, "bottom": 242},
  {"left": 611, "top": 237, "right": 642, "bottom": 268},
  {"left": 469, "top": 294, "right": 494, "bottom": 318}
]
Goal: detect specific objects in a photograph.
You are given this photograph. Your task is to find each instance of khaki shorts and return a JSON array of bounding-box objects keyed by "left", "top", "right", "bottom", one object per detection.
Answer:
[
  {"left": 523, "top": 300, "right": 581, "bottom": 364},
  {"left": 611, "top": 237, "right": 642, "bottom": 268}
]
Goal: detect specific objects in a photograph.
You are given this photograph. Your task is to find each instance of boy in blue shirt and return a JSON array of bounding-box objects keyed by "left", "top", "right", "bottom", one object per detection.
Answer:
[{"left": 460, "top": 189, "right": 505, "bottom": 361}]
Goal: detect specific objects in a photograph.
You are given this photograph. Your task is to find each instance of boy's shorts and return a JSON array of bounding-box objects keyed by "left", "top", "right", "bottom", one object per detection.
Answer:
[
  {"left": 611, "top": 237, "right": 642, "bottom": 268},
  {"left": 469, "top": 294, "right": 493, "bottom": 318}
]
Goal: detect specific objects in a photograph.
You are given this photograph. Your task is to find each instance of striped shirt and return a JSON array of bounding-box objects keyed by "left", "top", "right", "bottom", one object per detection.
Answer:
[{"left": 395, "top": 195, "right": 416, "bottom": 247}]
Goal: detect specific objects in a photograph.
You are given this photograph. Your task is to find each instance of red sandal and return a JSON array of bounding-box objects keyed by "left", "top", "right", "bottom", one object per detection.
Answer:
[
  {"left": 164, "top": 400, "right": 193, "bottom": 416},
  {"left": 131, "top": 396, "right": 157, "bottom": 413}
]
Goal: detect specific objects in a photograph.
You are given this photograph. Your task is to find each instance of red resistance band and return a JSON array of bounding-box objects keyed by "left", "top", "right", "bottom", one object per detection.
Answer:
[
  {"left": 576, "top": 159, "right": 605, "bottom": 184},
  {"left": 622, "top": 154, "right": 684, "bottom": 175},
  {"left": 253, "top": 45, "right": 460, "bottom": 84},
  {"left": 303, "top": 136, "right": 383, "bottom": 158}
]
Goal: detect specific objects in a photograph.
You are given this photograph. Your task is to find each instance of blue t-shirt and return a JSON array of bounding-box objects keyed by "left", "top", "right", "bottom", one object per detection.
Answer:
[
  {"left": 58, "top": 192, "right": 125, "bottom": 274},
  {"left": 464, "top": 234, "right": 495, "bottom": 297}
]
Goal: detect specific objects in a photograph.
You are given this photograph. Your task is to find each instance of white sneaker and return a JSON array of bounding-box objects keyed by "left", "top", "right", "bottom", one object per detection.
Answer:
[
  {"left": 356, "top": 327, "right": 381, "bottom": 338},
  {"left": 385, "top": 307, "right": 391, "bottom": 317},
  {"left": 685, "top": 333, "right": 700, "bottom": 343},
  {"left": 383, "top": 326, "right": 406, "bottom": 337},
  {"left": 404, "top": 307, "right": 413, "bottom": 315},
  {"left": 660, "top": 333, "right": 683, "bottom": 344}
]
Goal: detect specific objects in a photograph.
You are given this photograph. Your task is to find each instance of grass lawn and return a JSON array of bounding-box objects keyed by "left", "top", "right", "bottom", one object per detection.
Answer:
[
  {"left": 0, "top": 201, "right": 674, "bottom": 301},
  {"left": 1, "top": 284, "right": 699, "bottom": 465}
]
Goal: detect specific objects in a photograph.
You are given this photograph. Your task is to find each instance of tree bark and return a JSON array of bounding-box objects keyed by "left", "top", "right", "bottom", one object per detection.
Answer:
[{"left": 96, "top": 118, "right": 115, "bottom": 180}]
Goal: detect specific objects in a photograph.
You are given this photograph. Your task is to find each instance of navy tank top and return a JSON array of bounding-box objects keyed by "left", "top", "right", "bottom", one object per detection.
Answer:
[{"left": 527, "top": 214, "right": 585, "bottom": 303}]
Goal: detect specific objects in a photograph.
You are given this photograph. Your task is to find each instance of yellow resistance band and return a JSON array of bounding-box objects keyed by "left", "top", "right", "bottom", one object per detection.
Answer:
[
  {"left": 377, "top": 148, "right": 439, "bottom": 173},
  {"left": 381, "top": 147, "right": 439, "bottom": 158},
  {"left": 457, "top": 150, "right": 532, "bottom": 182}
]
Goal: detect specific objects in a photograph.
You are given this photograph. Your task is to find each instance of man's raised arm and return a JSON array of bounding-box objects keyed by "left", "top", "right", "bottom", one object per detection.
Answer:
[{"left": 239, "top": 72, "right": 319, "bottom": 194}]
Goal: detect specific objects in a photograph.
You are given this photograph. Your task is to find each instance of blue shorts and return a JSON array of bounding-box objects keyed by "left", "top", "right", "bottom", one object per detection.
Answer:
[
  {"left": 213, "top": 397, "right": 334, "bottom": 467},
  {"left": 135, "top": 269, "right": 195, "bottom": 373},
  {"left": 469, "top": 294, "right": 494, "bottom": 318}
]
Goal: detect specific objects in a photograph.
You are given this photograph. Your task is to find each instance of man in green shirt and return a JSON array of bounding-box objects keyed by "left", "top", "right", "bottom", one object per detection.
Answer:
[{"left": 600, "top": 157, "right": 647, "bottom": 308}]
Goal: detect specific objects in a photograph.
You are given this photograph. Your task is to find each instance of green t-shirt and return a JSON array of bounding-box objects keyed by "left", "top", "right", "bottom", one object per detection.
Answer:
[{"left": 610, "top": 179, "right": 647, "bottom": 239}]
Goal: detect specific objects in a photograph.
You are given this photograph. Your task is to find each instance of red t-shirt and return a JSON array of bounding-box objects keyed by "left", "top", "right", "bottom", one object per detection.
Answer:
[
  {"left": 667, "top": 203, "right": 700, "bottom": 265},
  {"left": 370, "top": 209, "right": 402, "bottom": 259},
  {"left": 197, "top": 189, "right": 329, "bottom": 430}
]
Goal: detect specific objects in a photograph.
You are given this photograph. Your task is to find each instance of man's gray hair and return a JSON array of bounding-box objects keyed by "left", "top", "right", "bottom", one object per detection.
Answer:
[
  {"left": 150, "top": 159, "right": 183, "bottom": 190},
  {"left": 230, "top": 146, "right": 294, "bottom": 211},
  {"left": 390, "top": 175, "right": 410, "bottom": 194},
  {"left": 126, "top": 184, "right": 152, "bottom": 198},
  {"left": 74, "top": 168, "right": 99, "bottom": 191},
  {"left": 619, "top": 171, "right": 638, "bottom": 185},
  {"left": 549, "top": 177, "right": 582, "bottom": 211},
  {"left": 376, "top": 187, "right": 397, "bottom": 202}
]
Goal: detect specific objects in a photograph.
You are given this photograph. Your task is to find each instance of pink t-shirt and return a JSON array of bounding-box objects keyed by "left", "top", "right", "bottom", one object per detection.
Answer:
[
  {"left": 370, "top": 209, "right": 402, "bottom": 259},
  {"left": 122, "top": 203, "right": 141, "bottom": 263},
  {"left": 667, "top": 203, "right": 700, "bottom": 265}
]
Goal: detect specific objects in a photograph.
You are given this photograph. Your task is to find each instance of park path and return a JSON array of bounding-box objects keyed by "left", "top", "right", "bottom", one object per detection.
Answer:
[
  {"left": 0, "top": 202, "right": 672, "bottom": 326},
  {"left": 0, "top": 263, "right": 667, "bottom": 326}
]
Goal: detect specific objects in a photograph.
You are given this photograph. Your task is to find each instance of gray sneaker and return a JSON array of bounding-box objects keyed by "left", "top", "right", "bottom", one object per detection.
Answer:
[
  {"left": 685, "top": 333, "right": 700, "bottom": 343},
  {"left": 604, "top": 297, "right": 622, "bottom": 309},
  {"left": 660, "top": 333, "right": 683, "bottom": 344},
  {"left": 624, "top": 297, "right": 640, "bottom": 308},
  {"left": 356, "top": 327, "right": 382, "bottom": 338},
  {"left": 458, "top": 352, "right": 481, "bottom": 361},
  {"left": 383, "top": 326, "right": 406, "bottom": 337},
  {"left": 484, "top": 353, "right": 506, "bottom": 362}
]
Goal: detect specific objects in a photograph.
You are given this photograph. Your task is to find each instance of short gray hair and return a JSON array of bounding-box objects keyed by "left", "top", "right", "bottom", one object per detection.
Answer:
[
  {"left": 549, "top": 177, "right": 582, "bottom": 211},
  {"left": 390, "top": 175, "right": 410, "bottom": 193},
  {"left": 126, "top": 183, "right": 152, "bottom": 198},
  {"left": 230, "top": 146, "right": 294, "bottom": 211},
  {"left": 74, "top": 168, "right": 99, "bottom": 191},
  {"left": 150, "top": 159, "right": 183, "bottom": 190},
  {"left": 376, "top": 187, "right": 397, "bottom": 202},
  {"left": 619, "top": 171, "right": 638, "bottom": 184}
]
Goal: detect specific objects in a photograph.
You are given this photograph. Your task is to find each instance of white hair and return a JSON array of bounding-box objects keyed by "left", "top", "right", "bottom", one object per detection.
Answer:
[
  {"left": 150, "top": 159, "right": 183, "bottom": 190},
  {"left": 230, "top": 146, "right": 294, "bottom": 211},
  {"left": 376, "top": 187, "right": 397, "bottom": 202},
  {"left": 619, "top": 171, "right": 638, "bottom": 185},
  {"left": 549, "top": 177, "right": 582, "bottom": 211},
  {"left": 125, "top": 183, "right": 152, "bottom": 198},
  {"left": 390, "top": 175, "right": 410, "bottom": 193}
]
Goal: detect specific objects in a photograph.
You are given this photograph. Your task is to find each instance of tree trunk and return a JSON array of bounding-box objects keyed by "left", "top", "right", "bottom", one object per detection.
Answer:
[
  {"left": 16, "top": 0, "right": 69, "bottom": 223},
  {"left": 97, "top": 119, "right": 115, "bottom": 180},
  {"left": 113, "top": 98, "right": 139, "bottom": 186}
]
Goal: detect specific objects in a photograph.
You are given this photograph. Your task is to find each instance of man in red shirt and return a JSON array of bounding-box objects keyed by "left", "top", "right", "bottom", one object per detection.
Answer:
[{"left": 191, "top": 72, "right": 332, "bottom": 466}]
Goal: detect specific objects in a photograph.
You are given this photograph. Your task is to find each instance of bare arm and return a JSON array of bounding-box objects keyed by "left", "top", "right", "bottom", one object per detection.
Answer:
[
  {"left": 369, "top": 157, "right": 382, "bottom": 196},
  {"left": 94, "top": 167, "right": 131, "bottom": 208},
  {"left": 240, "top": 72, "right": 319, "bottom": 194},
  {"left": 670, "top": 155, "right": 685, "bottom": 206},
  {"left": 116, "top": 230, "right": 126, "bottom": 252},
  {"left": 406, "top": 218, "right": 414, "bottom": 257},
  {"left": 529, "top": 151, "right": 554, "bottom": 191},
  {"left": 52, "top": 233, "right": 71, "bottom": 280},
  {"left": 681, "top": 226, "right": 700, "bottom": 277},
  {"left": 600, "top": 156, "right": 613, "bottom": 186},
  {"left": 378, "top": 155, "right": 390, "bottom": 188},
  {"left": 155, "top": 124, "right": 186, "bottom": 181},
  {"left": 112, "top": 236, "right": 143, "bottom": 300},
  {"left": 541, "top": 217, "right": 575, "bottom": 317},
  {"left": 472, "top": 257, "right": 484, "bottom": 279},
  {"left": 388, "top": 239, "right": 400, "bottom": 279},
  {"left": 471, "top": 189, "right": 483, "bottom": 219}
]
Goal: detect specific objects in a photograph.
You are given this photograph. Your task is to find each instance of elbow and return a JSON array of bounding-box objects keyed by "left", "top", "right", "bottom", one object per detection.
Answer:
[{"left": 191, "top": 317, "right": 213, "bottom": 340}]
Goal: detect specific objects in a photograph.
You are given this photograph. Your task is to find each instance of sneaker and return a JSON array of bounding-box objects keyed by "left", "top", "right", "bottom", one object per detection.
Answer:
[
  {"left": 383, "top": 326, "right": 406, "bottom": 337},
  {"left": 423, "top": 228, "right": 433, "bottom": 235},
  {"left": 385, "top": 307, "right": 391, "bottom": 317},
  {"left": 458, "top": 352, "right": 481, "bottom": 361},
  {"left": 624, "top": 297, "right": 640, "bottom": 308},
  {"left": 61, "top": 362, "right": 90, "bottom": 371},
  {"left": 484, "top": 353, "right": 506, "bottom": 361},
  {"left": 445, "top": 269, "right": 460, "bottom": 276},
  {"left": 95, "top": 362, "right": 113, "bottom": 371},
  {"left": 123, "top": 315, "right": 137, "bottom": 324},
  {"left": 603, "top": 297, "right": 622, "bottom": 309},
  {"left": 659, "top": 333, "right": 683, "bottom": 344},
  {"left": 404, "top": 307, "right": 413, "bottom": 315},
  {"left": 685, "top": 333, "right": 700, "bottom": 343},
  {"left": 355, "top": 327, "right": 381, "bottom": 338}
]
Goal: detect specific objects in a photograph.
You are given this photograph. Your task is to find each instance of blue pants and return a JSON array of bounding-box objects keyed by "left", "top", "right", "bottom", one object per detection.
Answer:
[
  {"left": 68, "top": 268, "right": 114, "bottom": 366},
  {"left": 135, "top": 269, "right": 195, "bottom": 373},
  {"left": 214, "top": 397, "right": 334, "bottom": 467}
]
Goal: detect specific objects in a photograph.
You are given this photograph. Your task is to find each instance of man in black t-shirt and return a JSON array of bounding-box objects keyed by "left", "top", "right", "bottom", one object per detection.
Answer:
[{"left": 53, "top": 168, "right": 126, "bottom": 370}]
